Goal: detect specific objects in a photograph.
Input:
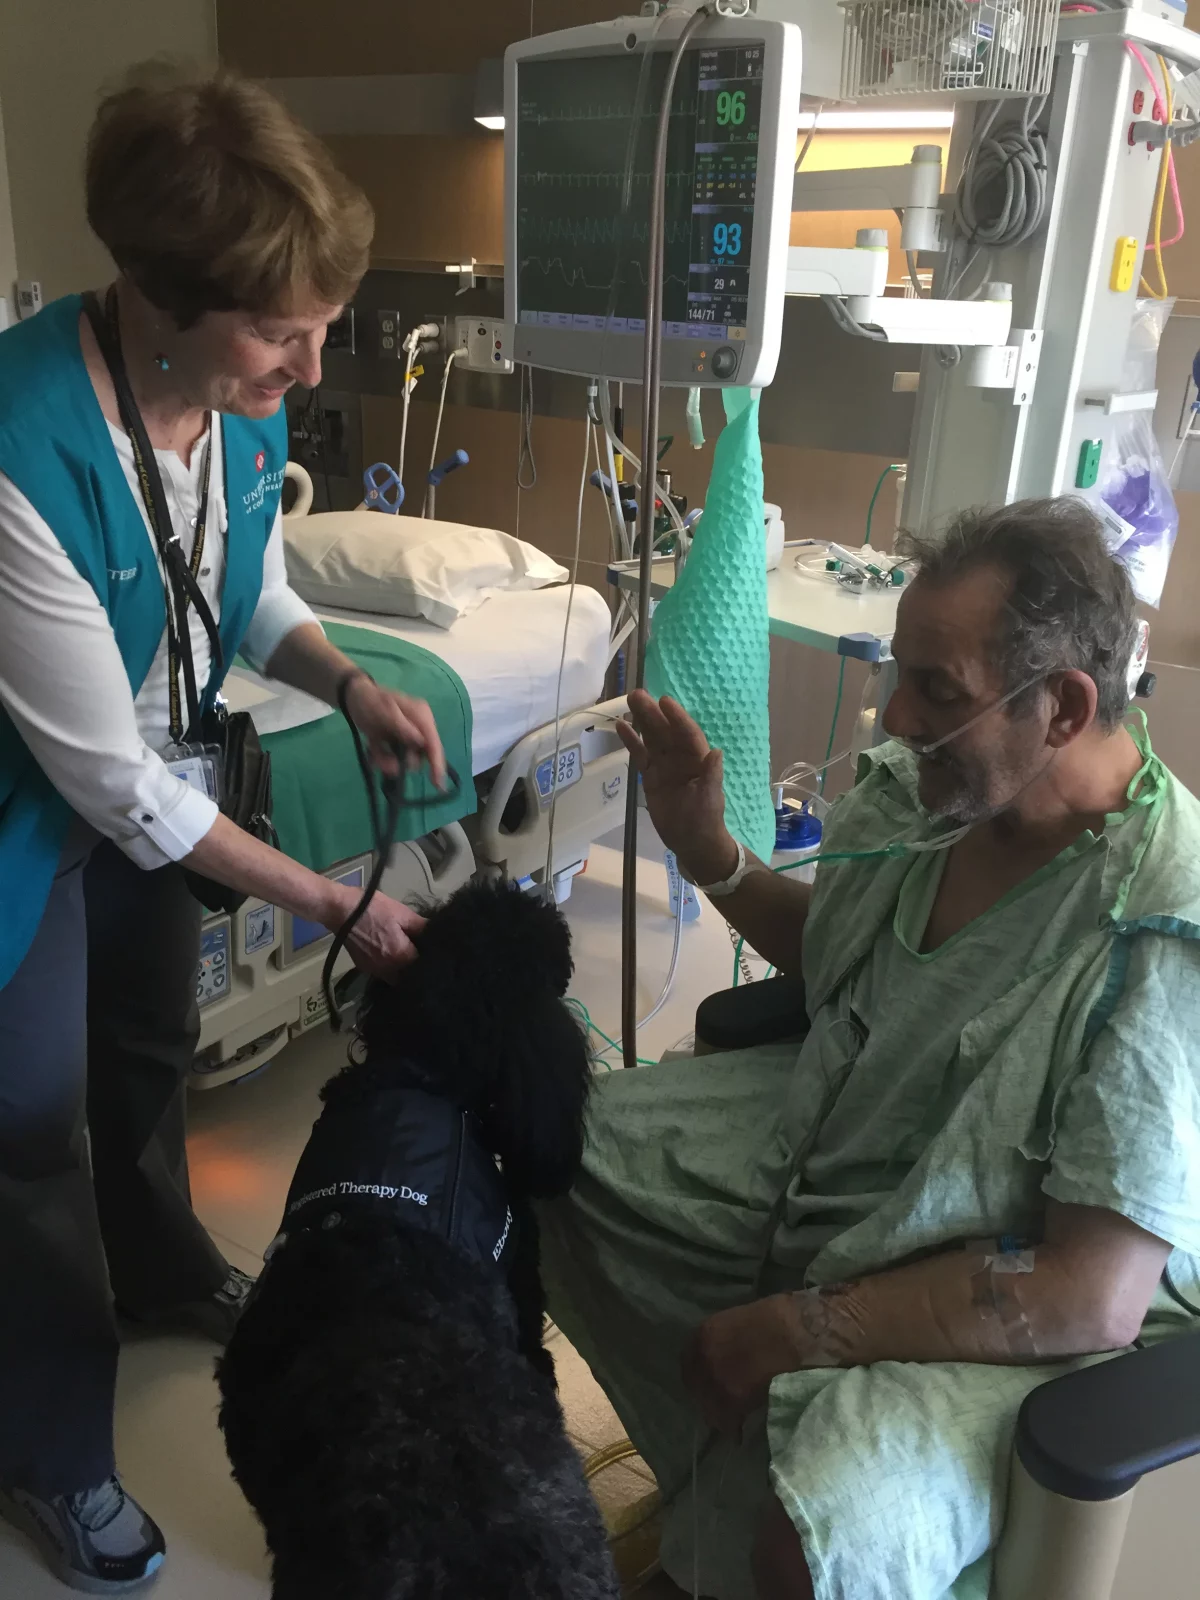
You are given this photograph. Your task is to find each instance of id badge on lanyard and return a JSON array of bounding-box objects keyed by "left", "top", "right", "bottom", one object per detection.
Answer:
[
  {"left": 83, "top": 289, "right": 227, "bottom": 805},
  {"left": 162, "top": 740, "right": 224, "bottom": 801}
]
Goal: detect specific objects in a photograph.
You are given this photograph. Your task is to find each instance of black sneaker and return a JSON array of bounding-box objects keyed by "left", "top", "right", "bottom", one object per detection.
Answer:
[
  {"left": 0, "top": 1476, "right": 165, "bottom": 1593},
  {"left": 119, "top": 1265, "right": 257, "bottom": 1347}
]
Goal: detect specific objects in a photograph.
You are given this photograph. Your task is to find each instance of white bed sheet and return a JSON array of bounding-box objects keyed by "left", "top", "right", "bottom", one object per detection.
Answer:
[{"left": 222, "top": 584, "right": 613, "bottom": 775}]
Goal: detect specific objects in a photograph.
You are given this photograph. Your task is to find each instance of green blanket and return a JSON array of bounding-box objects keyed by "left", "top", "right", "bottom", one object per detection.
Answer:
[{"left": 260, "top": 622, "right": 476, "bottom": 874}]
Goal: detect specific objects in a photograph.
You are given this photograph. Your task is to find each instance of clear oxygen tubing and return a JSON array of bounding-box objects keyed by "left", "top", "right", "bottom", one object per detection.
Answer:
[{"left": 621, "top": 4, "right": 714, "bottom": 1070}]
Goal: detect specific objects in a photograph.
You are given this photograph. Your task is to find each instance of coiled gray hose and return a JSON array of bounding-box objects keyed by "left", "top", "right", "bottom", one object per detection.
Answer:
[{"left": 953, "top": 97, "right": 1048, "bottom": 255}]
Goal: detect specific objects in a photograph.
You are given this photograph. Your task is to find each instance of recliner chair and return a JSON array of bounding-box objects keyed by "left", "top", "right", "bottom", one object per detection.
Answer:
[{"left": 692, "top": 977, "right": 1200, "bottom": 1600}]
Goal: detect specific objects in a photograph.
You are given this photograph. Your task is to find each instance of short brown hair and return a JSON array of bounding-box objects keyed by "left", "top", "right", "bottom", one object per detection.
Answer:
[
  {"left": 86, "top": 61, "right": 373, "bottom": 327},
  {"left": 897, "top": 497, "right": 1138, "bottom": 729}
]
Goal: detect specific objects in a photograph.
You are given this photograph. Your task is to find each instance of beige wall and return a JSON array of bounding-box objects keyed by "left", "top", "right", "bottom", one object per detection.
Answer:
[{"left": 0, "top": 0, "right": 217, "bottom": 303}]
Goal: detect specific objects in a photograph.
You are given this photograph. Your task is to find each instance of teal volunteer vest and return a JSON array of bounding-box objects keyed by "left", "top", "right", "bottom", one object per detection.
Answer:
[{"left": 0, "top": 293, "right": 287, "bottom": 990}]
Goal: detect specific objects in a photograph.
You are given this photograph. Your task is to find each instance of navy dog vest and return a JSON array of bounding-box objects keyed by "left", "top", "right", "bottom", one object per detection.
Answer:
[{"left": 268, "top": 1084, "right": 514, "bottom": 1273}]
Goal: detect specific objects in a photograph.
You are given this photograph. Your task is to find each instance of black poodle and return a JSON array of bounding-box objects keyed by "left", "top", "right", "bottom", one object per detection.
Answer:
[{"left": 217, "top": 880, "right": 619, "bottom": 1600}]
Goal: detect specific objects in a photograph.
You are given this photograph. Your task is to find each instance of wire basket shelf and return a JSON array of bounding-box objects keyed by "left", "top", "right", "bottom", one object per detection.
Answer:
[{"left": 839, "top": 0, "right": 1060, "bottom": 101}]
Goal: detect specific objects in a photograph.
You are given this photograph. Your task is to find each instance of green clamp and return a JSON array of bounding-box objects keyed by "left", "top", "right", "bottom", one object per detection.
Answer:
[{"left": 1076, "top": 439, "right": 1103, "bottom": 490}]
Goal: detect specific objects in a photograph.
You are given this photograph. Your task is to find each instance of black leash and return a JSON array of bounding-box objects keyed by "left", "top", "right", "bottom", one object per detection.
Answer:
[{"left": 321, "top": 676, "right": 461, "bottom": 1030}]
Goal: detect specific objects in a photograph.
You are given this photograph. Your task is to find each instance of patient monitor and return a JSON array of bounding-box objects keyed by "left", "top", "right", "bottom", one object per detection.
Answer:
[{"left": 503, "top": 11, "right": 802, "bottom": 388}]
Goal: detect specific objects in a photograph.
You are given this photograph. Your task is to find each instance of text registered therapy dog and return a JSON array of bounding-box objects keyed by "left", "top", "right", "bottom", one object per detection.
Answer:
[{"left": 217, "top": 881, "right": 619, "bottom": 1600}]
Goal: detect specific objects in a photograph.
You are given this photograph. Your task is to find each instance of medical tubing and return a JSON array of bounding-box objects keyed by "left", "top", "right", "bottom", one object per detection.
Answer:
[
  {"left": 517, "top": 363, "right": 538, "bottom": 491},
  {"left": 423, "top": 350, "right": 459, "bottom": 516},
  {"left": 542, "top": 413, "right": 591, "bottom": 901},
  {"left": 821, "top": 658, "right": 846, "bottom": 792},
  {"left": 795, "top": 103, "right": 823, "bottom": 172},
  {"left": 599, "top": 381, "right": 690, "bottom": 544},
  {"left": 622, "top": 5, "right": 712, "bottom": 1070},
  {"left": 865, "top": 462, "right": 901, "bottom": 544},
  {"left": 602, "top": 404, "right": 632, "bottom": 558}
]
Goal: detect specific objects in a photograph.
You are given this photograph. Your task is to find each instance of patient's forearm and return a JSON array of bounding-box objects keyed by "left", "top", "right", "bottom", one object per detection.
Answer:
[
  {"left": 687, "top": 849, "right": 810, "bottom": 976},
  {"left": 780, "top": 1247, "right": 1141, "bottom": 1368}
]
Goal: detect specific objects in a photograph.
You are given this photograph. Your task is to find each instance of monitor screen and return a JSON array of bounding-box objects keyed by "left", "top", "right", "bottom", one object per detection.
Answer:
[{"left": 516, "top": 43, "right": 766, "bottom": 344}]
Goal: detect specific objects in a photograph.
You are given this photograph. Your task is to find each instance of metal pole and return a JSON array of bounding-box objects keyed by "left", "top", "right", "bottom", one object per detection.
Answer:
[{"left": 620, "top": 7, "right": 709, "bottom": 1069}]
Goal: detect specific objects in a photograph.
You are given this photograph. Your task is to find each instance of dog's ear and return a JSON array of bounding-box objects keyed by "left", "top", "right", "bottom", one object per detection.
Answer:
[{"left": 487, "top": 993, "right": 594, "bottom": 1197}]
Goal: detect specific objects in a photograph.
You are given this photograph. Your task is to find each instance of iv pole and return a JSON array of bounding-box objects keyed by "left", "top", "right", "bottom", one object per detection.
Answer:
[{"left": 620, "top": 5, "right": 711, "bottom": 1069}]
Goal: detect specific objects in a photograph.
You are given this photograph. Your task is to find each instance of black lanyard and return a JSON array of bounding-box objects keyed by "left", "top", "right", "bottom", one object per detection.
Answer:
[{"left": 83, "top": 289, "right": 223, "bottom": 744}]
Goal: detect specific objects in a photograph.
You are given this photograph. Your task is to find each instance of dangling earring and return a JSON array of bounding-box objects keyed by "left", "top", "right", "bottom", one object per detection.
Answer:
[{"left": 154, "top": 353, "right": 170, "bottom": 371}]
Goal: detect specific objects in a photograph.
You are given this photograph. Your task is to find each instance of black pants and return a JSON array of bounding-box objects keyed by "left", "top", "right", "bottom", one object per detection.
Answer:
[{"left": 0, "top": 835, "right": 228, "bottom": 1496}]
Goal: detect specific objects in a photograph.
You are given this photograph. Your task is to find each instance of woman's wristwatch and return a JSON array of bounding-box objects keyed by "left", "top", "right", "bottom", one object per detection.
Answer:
[{"left": 684, "top": 839, "right": 750, "bottom": 899}]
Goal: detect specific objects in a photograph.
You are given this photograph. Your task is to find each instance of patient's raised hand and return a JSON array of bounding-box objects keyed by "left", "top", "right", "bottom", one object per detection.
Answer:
[{"left": 617, "top": 691, "right": 736, "bottom": 885}]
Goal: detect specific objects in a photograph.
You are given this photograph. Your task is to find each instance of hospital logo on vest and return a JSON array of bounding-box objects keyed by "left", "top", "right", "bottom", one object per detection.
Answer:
[{"left": 243, "top": 462, "right": 286, "bottom": 514}]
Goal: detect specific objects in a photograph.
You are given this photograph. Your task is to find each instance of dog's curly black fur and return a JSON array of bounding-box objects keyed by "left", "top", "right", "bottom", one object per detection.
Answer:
[{"left": 217, "top": 881, "right": 619, "bottom": 1600}]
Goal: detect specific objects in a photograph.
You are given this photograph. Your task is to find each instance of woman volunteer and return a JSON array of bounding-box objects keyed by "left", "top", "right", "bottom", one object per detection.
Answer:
[{"left": 0, "top": 65, "right": 447, "bottom": 1591}]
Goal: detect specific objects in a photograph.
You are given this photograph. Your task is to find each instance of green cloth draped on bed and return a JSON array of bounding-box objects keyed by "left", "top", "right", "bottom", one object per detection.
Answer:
[{"left": 260, "top": 622, "right": 476, "bottom": 874}]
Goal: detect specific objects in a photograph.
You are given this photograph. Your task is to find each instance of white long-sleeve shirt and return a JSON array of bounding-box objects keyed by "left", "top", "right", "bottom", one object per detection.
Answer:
[{"left": 0, "top": 417, "right": 317, "bottom": 869}]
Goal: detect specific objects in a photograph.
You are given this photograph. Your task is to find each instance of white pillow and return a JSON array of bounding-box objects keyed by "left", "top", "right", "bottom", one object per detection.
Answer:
[{"left": 283, "top": 509, "right": 569, "bottom": 629}]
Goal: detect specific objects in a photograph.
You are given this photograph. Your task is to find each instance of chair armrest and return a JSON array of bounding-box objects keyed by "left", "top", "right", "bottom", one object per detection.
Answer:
[
  {"left": 694, "top": 975, "right": 809, "bottom": 1053},
  {"left": 1016, "top": 1331, "right": 1200, "bottom": 1501}
]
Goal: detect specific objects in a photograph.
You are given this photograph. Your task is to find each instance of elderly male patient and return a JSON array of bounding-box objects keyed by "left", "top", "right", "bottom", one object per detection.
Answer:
[{"left": 540, "top": 499, "right": 1200, "bottom": 1600}]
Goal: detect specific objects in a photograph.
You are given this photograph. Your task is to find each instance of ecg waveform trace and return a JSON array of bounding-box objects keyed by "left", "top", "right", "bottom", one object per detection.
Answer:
[
  {"left": 518, "top": 255, "right": 689, "bottom": 295},
  {"left": 520, "top": 170, "right": 694, "bottom": 190},
  {"left": 518, "top": 98, "right": 700, "bottom": 127},
  {"left": 519, "top": 215, "right": 693, "bottom": 249}
]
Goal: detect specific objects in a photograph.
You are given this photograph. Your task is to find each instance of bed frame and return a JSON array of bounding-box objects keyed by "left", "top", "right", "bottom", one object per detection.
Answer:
[{"left": 189, "top": 667, "right": 628, "bottom": 1087}]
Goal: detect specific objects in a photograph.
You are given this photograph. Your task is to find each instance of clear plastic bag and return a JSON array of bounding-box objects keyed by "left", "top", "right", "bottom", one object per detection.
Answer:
[{"left": 1081, "top": 298, "right": 1178, "bottom": 609}]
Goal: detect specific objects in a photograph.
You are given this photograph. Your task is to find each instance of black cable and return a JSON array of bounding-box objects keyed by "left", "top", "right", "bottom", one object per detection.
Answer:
[
  {"left": 821, "top": 294, "right": 887, "bottom": 342},
  {"left": 517, "top": 364, "right": 538, "bottom": 491},
  {"left": 312, "top": 385, "right": 334, "bottom": 513},
  {"left": 321, "top": 677, "right": 462, "bottom": 1030},
  {"left": 1163, "top": 1262, "right": 1200, "bottom": 1318}
]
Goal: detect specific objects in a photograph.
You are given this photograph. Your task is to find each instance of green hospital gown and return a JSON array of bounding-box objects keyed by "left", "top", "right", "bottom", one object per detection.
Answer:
[{"left": 540, "top": 723, "right": 1200, "bottom": 1600}]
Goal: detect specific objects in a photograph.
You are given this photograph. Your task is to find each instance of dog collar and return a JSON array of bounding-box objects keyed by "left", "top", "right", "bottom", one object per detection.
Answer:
[{"left": 267, "top": 1085, "right": 514, "bottom": 1274}]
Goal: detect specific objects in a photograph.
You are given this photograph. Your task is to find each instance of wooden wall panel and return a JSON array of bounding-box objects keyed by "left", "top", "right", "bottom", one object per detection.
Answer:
[
  {"left": 219, "top": 0, "right": 626, "bottom": 79},
  {"left": 326, "top": 135, "right": 505, "bottom": 269}
]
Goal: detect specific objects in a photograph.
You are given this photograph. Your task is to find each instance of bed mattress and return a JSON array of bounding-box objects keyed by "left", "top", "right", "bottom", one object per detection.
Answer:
[{"left": 223, "top": 584, "right": 613, "bottom": 775}]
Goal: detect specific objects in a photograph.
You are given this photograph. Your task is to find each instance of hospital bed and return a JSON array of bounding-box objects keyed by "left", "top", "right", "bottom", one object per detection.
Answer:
[{"left": 189, "top": 472, "right": 628, "bottom": 1089}]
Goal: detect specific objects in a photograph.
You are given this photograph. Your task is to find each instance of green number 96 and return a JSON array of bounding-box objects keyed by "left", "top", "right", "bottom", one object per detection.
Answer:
[{"left": 716, "top": 89, "right": 747, "bottom": 127}]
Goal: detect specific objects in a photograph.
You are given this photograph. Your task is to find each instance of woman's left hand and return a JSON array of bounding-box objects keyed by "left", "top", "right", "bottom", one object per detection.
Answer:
[{"left": 343, "top": 675, "right": 447, "bottom": 788}]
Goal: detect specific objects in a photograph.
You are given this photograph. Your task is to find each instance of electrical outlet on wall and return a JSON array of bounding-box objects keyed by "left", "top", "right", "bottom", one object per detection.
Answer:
[{"left": 377, "top": 309, "right": 402, "bottom": 359}]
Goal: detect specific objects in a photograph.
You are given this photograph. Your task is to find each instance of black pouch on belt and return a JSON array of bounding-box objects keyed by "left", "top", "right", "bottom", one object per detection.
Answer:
[
  {"left": 83, "top": 289, "right": 278, "bottom": 917},
  {"left": 181, "top": 701, "right": 278, "bottom": 915}
]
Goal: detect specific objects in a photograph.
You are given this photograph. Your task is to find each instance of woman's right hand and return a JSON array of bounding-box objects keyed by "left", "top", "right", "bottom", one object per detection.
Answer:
[
  {"left": 325, "top": 883, "right": 426, "bottom": 977},
  {"left": 616, "top": 690, "right": 738, "bottom": 885}
]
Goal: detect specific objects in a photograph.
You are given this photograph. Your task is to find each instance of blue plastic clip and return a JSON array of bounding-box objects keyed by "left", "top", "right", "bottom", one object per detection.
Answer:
[
  {"left": 363, "top": 461, "right": 405, "bottom": 514},
  {"left": 428, "top": 449, "right": 469, "bottom": 488}
]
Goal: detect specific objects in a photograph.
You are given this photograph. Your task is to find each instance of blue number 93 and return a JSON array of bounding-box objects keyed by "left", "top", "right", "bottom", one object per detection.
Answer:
[{"left": 712, "top": 222, "right": 742, "bottom": 260}]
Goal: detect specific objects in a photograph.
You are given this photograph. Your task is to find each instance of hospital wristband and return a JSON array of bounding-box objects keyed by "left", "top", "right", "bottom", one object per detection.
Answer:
[{"left": 690, "top": 838, "right": 749, "bottom": 899}]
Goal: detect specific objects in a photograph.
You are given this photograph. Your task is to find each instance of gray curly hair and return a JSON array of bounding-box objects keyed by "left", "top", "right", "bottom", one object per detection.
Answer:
[{"left": 896, "top": 497, "right": 1137, "bottom": 730}]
